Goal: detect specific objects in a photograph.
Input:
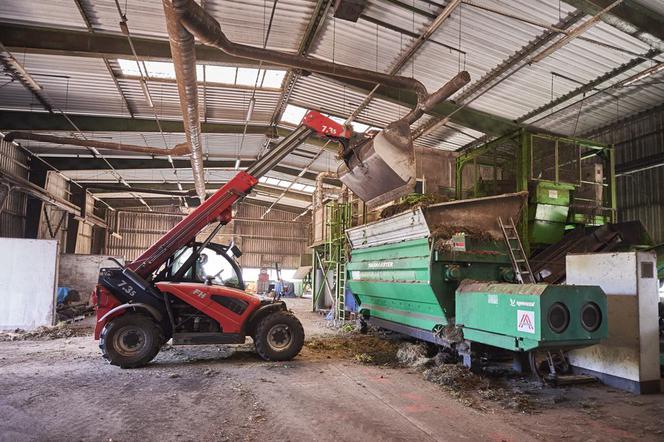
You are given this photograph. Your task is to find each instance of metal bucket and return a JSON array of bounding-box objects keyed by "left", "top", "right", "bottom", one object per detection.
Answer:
[{"left": 337, "top": 120, "right": 415, "bottom": 208}]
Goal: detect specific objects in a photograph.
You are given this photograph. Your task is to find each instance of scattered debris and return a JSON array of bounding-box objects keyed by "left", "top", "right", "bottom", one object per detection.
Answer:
[
  {"left": 430, "top": 224, "right": 498, "bottom": 245},
  {"left": 304, "top": 332, "right": 400, "bottom": 365},
  {"left": 0, "top": 323, "right": 92, "bottom": 342},
  {"left": 396, "top": 342, "right": 432, "bottom": 368},
  {"left": 380, "top": 193, "right": 449, "bottom": 219}
]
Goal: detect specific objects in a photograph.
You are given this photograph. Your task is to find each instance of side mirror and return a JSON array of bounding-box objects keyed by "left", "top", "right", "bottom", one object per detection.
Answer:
[{"left": 228, "top": 244, "right": 242, "bottom": 258}]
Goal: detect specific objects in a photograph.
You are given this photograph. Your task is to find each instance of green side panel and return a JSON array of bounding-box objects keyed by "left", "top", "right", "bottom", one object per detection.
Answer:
[
  {"left": 528, "top": 182, "right": 573, "bottom": 246},
  {"left": 529, "top": 204, "right": 569, "bottom": 223},
  {"left": 539, "top": 285, "right": 608, "bottom": 343},
  {"left": 568, "top": 212, "right": 609, "bottom": 226},
  {"left": 348, "top": 238, "right": 448, "bottom": 331},
  {"left": 529, "top": 220, "right": 565, "bottom": 245},
  {"left": 531, "top": 182, "right": 573, "bottom": 206},
  {"left": 456, "top": 283, "right": 607, "bottom": 352}
]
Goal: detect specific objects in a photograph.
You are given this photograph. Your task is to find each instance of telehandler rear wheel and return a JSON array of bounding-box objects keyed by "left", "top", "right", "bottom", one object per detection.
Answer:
[
  {"left": 253, "top": 311, "right": 304, "bottom": 361},
  {"left": 100, "top": 313, "right": 163, "bottom": 368}
]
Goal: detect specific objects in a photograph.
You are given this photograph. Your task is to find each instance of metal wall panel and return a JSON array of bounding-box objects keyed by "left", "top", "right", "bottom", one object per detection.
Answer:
[
  {"left": 106, "top": 208, "right": 184, "bottom": 261},
  {"left": 590, "top": 105, "right": 664, "bottom": 243},
  {"left": 104, "top": 200, "right": 307, "bottom": 267},
  {"left": 37, "top": 171, "right": 70, "bottom": 252},
  {"left": 75, "top": 193, "right": 95, "bottom": 254},
  {"left": 200, "top": 202, "right": 309, "bottom": 269},
  {"left": 0, "top": 139, "right": 28, "bottom": 238}
]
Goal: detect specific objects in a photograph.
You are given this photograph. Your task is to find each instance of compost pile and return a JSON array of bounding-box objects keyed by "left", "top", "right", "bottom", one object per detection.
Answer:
[
  {"left": 304, "top": 331, "right": 401, "bottom": 365},
  {"left": 380, "top": 193, "right": 449, "bottom": 219},
  {"left": 430, "top": 224, "right": 498, "bottom": 252},
  {"left": 396, "top": 342, "right": 540, "bottom": 413},
  {"left": 0, "top": 323, "right": 92, "bottom": 342}
]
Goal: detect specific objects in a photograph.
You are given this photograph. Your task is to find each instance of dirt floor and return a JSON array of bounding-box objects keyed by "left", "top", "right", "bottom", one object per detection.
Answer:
[{"left": 1, "top": 298, "right": 663, "bottom": 442}]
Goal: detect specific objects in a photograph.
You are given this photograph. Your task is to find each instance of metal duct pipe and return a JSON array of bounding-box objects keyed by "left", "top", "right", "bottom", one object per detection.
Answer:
[
  {"left": 400, "top": 70, "right": 470, "bottom": 126},
  {"left": 169, "top": 0, "right": 468, "bottom": 121},
  {"left": 4, "top": 132, "right": 191, "bottom": 156},
  {"left": 314, "top": 171, "right": 338, "bottom": 209},
  {"left": 163, "top": 0, "right": 207, "bottom": 202}
]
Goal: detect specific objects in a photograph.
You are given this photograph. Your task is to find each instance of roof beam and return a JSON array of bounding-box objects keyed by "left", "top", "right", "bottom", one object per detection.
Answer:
[
  {"left": 347, "top": 0, "right": 461, "bottom": 123},
  {"left": 0, "top": 23, "right": 264, "bottom": 67},
  {"left": 0, "top": 110, "right": 269, "bottom": 133},
  {"left": 85, "top": 182, "right": 313, "bottom": 203},
  {"left": 35, "top": 156, "right": 334, "bottom": 183},
  {"left": 0, "top": 23, "right": 515, "bottom": 135},
  {"left": 269, "top": 0, "right": 333, "bottom": 126},
  {"left": 413, "top": 9, "right": 585, "bottom": 138},
  {"left": 72, "top": 0, "right": 135, "bottom": 117},
  {"left": 0, "top": 42, "right": 53, "bottom": 112},
  {"left": 616, "top": 151, "right": 664, "bottom": 176},
  {"left": 323, "top": 75, "right": 519, "bottom": 136},
  {"left": 0, "top": 112, "right": 333, "bottom": 151},
  {"left": 518, "top": 48, "right": 660, "bottom": 124},
  {"left": 563, "top": 0, "right": 664, "bottom": 50}
]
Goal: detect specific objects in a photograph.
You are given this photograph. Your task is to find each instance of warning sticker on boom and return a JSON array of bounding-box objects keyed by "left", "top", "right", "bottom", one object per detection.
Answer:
[{"left": 517, "top": 310, "right": 535, "bottom": 334}]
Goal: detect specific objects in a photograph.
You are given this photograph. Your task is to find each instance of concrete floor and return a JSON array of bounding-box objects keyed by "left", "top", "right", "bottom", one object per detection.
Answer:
[{"left": 1, "top": 298, "right": 663, "bottom": 441}]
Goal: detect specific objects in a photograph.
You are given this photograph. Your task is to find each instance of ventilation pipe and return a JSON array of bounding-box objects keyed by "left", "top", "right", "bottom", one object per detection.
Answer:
[
  {"left": 163, "top": 0, "right": 470, "bottom": 206},
  {"left": 163, "top": 0, "right": 207, "bottom": 202},
  {"left": 4, "top": 132, "right": 191, "bottom": 156},
  {"left": 313, "top": 171, "right": 339, "bottom": 209},
  {"left": 167, "top": 0, "right": 467, "bottom": 127}
]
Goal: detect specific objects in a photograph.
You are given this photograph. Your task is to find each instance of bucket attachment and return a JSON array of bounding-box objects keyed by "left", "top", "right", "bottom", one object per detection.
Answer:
[{"left": 337, "top": 120, "right": 415, "bottom": 207}]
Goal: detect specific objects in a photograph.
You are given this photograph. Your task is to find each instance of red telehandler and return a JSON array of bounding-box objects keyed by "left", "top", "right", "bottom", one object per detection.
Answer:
[{"left": 93, "top": 111, "right": 350, "bottom": 368}]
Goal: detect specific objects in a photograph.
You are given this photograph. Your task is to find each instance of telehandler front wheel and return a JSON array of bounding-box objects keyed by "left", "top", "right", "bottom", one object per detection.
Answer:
[
  {"left": 100, "top": 313, "right": 163, "bottom": 368},
  {"left": 253, "top": 311, "right": 304, "bottom": 361}
]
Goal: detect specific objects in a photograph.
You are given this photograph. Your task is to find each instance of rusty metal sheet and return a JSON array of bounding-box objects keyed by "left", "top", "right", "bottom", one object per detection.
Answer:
[{"left": 422, "top": 191, "right": 528, "bottom": 240}]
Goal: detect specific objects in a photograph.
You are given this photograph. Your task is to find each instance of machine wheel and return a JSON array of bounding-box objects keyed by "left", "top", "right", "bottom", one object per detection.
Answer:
[
  {"left": 358, "top": 317, "right": 368, "bottom": 334},
  {"left": 99, "top": 313, "right": 163, "bottom": 368},
  {"left": 253, "top": 311, "right": 304, "bottom": 361},
  {"left": 528, "top": 350, "right": 570, "bottom": 381}
]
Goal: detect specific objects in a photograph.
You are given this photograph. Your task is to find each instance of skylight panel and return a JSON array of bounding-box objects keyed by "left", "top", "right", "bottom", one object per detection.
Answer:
[
  {"left": 261, "top": 70, "right": 286, "bottom": 88},
  {"left": 281, "top": 104, "right": 307, "bottom": 125},
  {"left": 236, "top": 68, "right": 260, "bottom": 86},
  {"left": 118, "top": 60, "right": 278, "bottom": 90},
  {"left": 205, "top": 65, "right": 236, "bottom": 84}
]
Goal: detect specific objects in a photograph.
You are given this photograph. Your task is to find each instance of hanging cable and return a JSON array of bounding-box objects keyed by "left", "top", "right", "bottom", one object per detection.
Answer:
[{"left": 236, "top": 0, "right": 280, "bottom": 167}]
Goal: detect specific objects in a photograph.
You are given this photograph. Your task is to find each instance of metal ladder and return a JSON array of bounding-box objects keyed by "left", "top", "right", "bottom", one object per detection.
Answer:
[
  {"left": 336, "top": 261, "right": 346, "bottom": 323},
  {"left": 498, "top": 217, "right": 535, "bottom": 284}
]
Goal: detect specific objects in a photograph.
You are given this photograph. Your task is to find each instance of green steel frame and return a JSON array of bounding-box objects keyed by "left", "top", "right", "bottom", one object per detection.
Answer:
[
  {"left": 455, "top": 129, "right": 617, "bottom": 253},
  {"left": 312, "top": 202, "right": 352, "bottom": 323}
]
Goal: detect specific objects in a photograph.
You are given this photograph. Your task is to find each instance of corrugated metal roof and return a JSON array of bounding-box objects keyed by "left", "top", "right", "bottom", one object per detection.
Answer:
[
  {"left": 633, "top": 0, "right": 664, "bottom": 17},
  {"left": 288, "top": 74, "right": 411, "bottom": 127},
  {"left": 529, "top": 63, "right": 664, "bottom": 136},
  {"left": 0, "top": 0, "right": 87, "bottom": 29},
  {"left": 0, "top": 53, "right": 130, "bottom": 117},
  {"left": 81, "top": 0, "right": 317, "bottom": 51},
  {"left": 19, "top": 130, "right": 333, "bottom": 172},
  {"left": 3, "top": 0, "right": 664, "bottom": 209},
  {"left": 465, "top": 10, "right": 654, "bottom": 121}
]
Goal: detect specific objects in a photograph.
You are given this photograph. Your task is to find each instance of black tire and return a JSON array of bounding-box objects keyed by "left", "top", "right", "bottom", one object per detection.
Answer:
[
  {"left": 253, "top": 311, "right": 304, "bottom": 361},
  {"left": 99, "top": 313, "right": 163, "bottom": 368}
]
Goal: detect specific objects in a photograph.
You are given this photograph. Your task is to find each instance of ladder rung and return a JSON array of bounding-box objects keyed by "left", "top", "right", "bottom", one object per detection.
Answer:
[{"left": 515, "top": 259, "right": 526, "bottom": 263}]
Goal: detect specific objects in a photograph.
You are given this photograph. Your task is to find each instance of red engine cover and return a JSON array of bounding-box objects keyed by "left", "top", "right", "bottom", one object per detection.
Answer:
[
  {"left": 93, "top": 286, "right": 121, "bottom": 339},
  {"left": 155, "top": 282, "right": 263, "bottom": 334}
]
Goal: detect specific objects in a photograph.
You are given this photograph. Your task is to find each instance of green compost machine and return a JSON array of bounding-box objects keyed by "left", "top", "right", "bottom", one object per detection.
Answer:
[{"left": 346, "top": 192, "right": 608, "bottom": 374}]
